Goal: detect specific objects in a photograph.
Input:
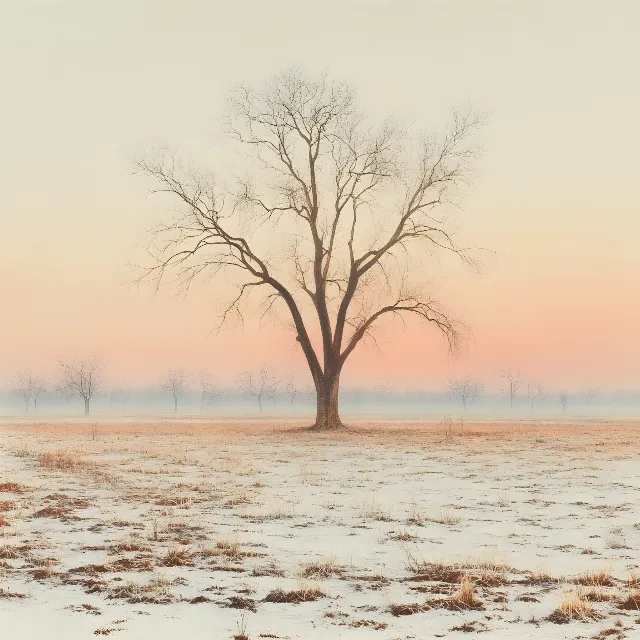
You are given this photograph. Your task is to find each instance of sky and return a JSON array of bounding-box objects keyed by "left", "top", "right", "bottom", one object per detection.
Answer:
[{"left": 0, "top": 0, "right": 639, "bottom": 393}]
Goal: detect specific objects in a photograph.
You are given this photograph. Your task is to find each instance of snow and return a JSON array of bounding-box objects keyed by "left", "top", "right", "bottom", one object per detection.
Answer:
[{"left": 1, "top": 420, "right": 639, "bottom": 639}]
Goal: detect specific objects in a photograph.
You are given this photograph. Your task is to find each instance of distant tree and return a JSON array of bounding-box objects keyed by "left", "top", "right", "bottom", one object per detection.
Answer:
[
  {"left": 303, "top": 383, "right": 314, "bottom": 405},
  {"left": 584, "top": 387, "right": 599, "bottom": 404},
  {"left": 238, "top": 368, "right": 280, "bottom": 413},
  {"left": 196, "top": 372, "right": 220, "bottom": 411},
  {"left": 12, "top": 370, "right": 46, "bottom": 414},
  {"left": 373, "top": 382, "right": 392, "bottom": 400},
  {"left": 162, "top": 369, "right": 187, "bottom": 413},
  {"left": 285, "top": 373, "right": 298, "bottom": 411},
  {"left": 59, "top": 358, "right": 103, "bottom": 415},
  {"left": 111, "top": 386, "right": 131, "bottom": 412},
  {"left": 55, "top": 383, "right": 76, "bottom": 413},
  {"left": 446, "top": 378, "right": 483, "bottom": 411},
  {"left": 526, "top": 382, "right": 544, "bottom": 411},
  {"left": 501, "top": 370, "right": 522, "bottom": 407},
  {"left": 33, "top": 379, "right": 47, "bottom": 412},
  {"left": 559, "top": 392, "right": 568, "bottom": 413}
]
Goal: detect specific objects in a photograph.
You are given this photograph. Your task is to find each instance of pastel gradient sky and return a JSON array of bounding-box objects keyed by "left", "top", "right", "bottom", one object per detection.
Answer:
[{"left": 1, "top": 1, "right": 638, "bottom": 391}]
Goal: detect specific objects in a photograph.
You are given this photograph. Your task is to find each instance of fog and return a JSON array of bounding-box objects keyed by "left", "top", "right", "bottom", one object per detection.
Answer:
[{"left": 2, "top": 388, "right": 638, "bottom": 421}]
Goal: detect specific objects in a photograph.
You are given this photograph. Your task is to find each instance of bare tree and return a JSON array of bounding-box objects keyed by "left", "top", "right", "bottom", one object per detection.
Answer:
[
  {"left": 55, "top": 383, "right": 76, "bottom": 413},
  {"left": 303, "top": 382, "right": 314, "bottom": 405},
  {"left": 134, "top": 69, "right": 484, "bottom": 430},
  {"left": 196, "top": 372, "right": 220, "bottom": 411},
  {"left": 111, "top": 386, "right": 131, "bottom": 412},
  {"left": 12, "top": 370, "right": 46, "bottom": 414},
  {"left": 162, "top": 369, "right": 187, "bottom": 413},
  {"left": 59, "top": 359, "right": 103, "bottom": 415},
  {"left": 526, "top": 382, "right": 544, "bottom": 411},
  {"left": 559, "top": 392, "right": 568, "bottom": 413},
  {"left": 374, "top": 382, "right": 392, "bottom": 398},
  {"left": 285, "top": 373, "right": 297, "bottom": 411},
  {"left": 584, "top": 387, "right": 599, "bottom": 404},
  {"left": 446, "top": 378, "right": 483, "bottom": 411},
  {"left": 501, "top": 370, "right": 522, "bottom": 408},
  {"left": 33, "top": 379, "right": 47, "bottom": 412},
  {"left": 238, "top": 368, "right": 280, "bottom": 413}
]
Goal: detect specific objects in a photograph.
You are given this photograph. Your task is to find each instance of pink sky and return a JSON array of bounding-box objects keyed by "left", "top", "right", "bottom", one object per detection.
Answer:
[{"left": 1, "top": 1, "right": 638, "bottom": 392}]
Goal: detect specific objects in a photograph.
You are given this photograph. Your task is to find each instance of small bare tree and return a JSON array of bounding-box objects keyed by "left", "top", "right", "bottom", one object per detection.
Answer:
[
  {"left": 196, "top": 372, "right": 220, "bottom": 411},
  {"left": 559, "top": 392, "right": 568, "bottom": 413},
  {"left": 285, "top": 373, "right": 298, "bottom": 411},
  {"left": 526, "top": 382, "right": 544, "bottom": 411},
  {"left": 446, "top": 378, "right": 483, "bottom": 411},
  {"left": 501, "top": 370, "right": 522, "bottom": 408},
  {"left": 133, "top": 69, "right": 484, "bottom": 430},
  {"left": 584, "top": 387, "right": 599, "bottom": 404},
  {"left": 55, "top": 383, "right": 76, "bottom": 413},
  {"left": 238, "top": 368, "right": 280, "bottom": 413},
  {"left": 373, "top": 382, "right": 392, "bottom": 400},
  {"left": 162, "top": 369, "right": 187, "bottom": 413},
  {"left": 12, "top": 370, "right": 46, "bottom": 414},
  {"left": 33, "top": 379, "right": 47, "bottom": 412},
  {"left": 111, "top": 386, "right": 131, "bottom": 412},
  {"left": 59, "top": 359, "right": 103, "bottom": 415}
]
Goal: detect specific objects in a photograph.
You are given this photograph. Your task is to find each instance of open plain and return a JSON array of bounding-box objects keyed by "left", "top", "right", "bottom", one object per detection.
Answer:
[{"left": 1, "top": 419, "right": 639, "bottom": 639}]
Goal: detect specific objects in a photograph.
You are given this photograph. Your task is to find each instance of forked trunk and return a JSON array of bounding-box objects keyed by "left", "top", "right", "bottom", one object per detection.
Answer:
[{"left": 312, "top": 372, "right": 343, "bottom": 430}]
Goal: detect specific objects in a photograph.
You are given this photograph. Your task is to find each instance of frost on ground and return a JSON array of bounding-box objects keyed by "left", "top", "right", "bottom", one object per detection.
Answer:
[{"left": 1, "top": 419, "right": 639, "bottom": 639}]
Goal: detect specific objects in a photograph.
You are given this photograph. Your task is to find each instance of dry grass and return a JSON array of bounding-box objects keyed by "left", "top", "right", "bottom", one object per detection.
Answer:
[
  {"left": 108, "top": 577, "right": 174, "bottom": 604},
  {"left": 360, "top": 499, "right": 393, "bottom": 522},
  {"left": 391, "top": 575, "right": 484, "bottom": 616},
  {"left": 199, "top": 538, "right": 246, "bottom": 560},
  {"left": 627, "top": 572, "right": 640, "bottom": 588},
  {"left": 0, "top": 587, "right": 28, "bottom": 599},
  {"left": 110, "top": 539, "right": 152, "bottom": 553},
  {"left": 245, "top": 501, "right": 295, "bottom": 522},
  {"left": 5, "top": 418, "right": 639, "bottom": 454},
  {"left": 2, "top": 417, "right": 640, "bottom": 635},
  {"left": 548, "top": 591, "right": 600, "bottom": 623},
  {"left": 405, "top": 561, "right": 466, "bottom": 584},
  {"left": 605, "top": 531, "right": 628, "bottom": 549},
  {"left": 37, "top": 451, "right": 90, "bottom": 471},
  {"left": 617, "top": 590, "right": 640, "bottom": 610},
  {"left": 449, "top": 575, "right": 483, "bottom": 609},
  {"left": 252, "top": 561, "right": 285, "bottom": 577},
  {"left": 571, "top": 568, "right": 615, "bottom": 587},
  {"left": 0, "top": 482, "right": 29, "bottom": 493},
  {"left": 521, "top": 568, "right": 560, "bottom": 585},
  {"left": 0, "top": 545, "right": 20, "bottom": 559},
  {"left": 299, "top": 555, "right": 344, "bottom": 579},
  {"left": 422, "top": 508, "right": 461, "bottom": 526},
  {"left": 264, "top": 580, "right": 326, "bottom": 603},
  {"left": 388, "top": 529, "right": 419, "bottom": 542},
  {"left": 162, "top": 548, "right": 193, "bottom": 567}
]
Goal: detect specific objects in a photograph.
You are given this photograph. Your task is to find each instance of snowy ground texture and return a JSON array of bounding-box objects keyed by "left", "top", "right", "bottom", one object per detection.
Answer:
[{"left": 1, "top": 419, "right": 639, "bottom": 639}]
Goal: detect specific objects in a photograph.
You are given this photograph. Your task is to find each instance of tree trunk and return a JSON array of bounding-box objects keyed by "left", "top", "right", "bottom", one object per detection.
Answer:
[
  {"left": 84, "top": 398, "right": 90, "bottom": 415},
  {"left": 174, "top": 396, "right": 178, "bottom": 413},
  {"left": 312, "top": 372, "right": 343, "bottom": 430}
]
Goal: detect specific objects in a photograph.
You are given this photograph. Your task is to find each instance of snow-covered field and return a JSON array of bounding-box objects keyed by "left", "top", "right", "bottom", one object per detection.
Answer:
[{"left": 1, "top": 420, "right": 639, "bottom": 639}]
